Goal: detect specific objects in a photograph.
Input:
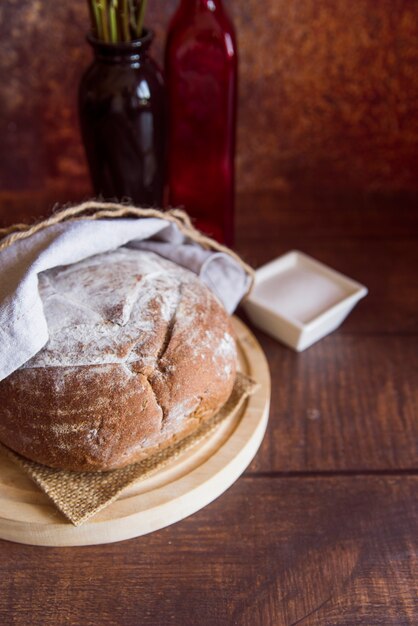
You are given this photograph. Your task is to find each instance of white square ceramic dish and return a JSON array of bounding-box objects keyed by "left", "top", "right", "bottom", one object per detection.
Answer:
[{"left": 243, "top": 251, "right": 368, "bottom": 351}]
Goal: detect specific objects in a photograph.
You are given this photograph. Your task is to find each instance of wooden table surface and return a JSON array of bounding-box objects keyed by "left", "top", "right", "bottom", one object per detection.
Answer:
[{"left": 0, "top": 190, "right": 417, "bottom": 626}]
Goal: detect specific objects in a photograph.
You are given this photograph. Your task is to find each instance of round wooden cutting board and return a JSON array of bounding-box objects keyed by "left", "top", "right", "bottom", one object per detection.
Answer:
[{"left": 0, "top": 317, "right": 270, "bottom": 546}]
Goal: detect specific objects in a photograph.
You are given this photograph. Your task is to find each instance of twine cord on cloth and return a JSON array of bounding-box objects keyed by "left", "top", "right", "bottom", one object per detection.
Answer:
[
  {"left": 0, "top": 201, "right": 254, "bottom": 276},
  {"left": 0, "top": 201, "right": 254, "bottom": 382}
]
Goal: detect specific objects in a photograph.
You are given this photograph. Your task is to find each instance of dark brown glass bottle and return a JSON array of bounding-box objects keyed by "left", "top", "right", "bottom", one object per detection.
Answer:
[{"left": 79, "top": 30, "right": 166, "bottom": 207}]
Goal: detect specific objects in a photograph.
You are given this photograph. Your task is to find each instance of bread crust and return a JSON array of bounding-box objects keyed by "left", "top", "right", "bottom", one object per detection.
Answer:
[{"left": 0, "top": 249, "right": 237, "bottom": 471}]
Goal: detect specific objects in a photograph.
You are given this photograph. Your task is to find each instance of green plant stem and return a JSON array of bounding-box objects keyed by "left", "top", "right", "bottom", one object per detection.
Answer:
[
  {"left": 98, "top": 0, "right": 110, "bottom": 42},
  {"left": 119, "top": 0, "right": 129, "bottom": 42},
  {"left": 88, "top": 1, "right": 98, "bottom": 38},
  {"left": 136, "top": 0, "right": 148, "bottom": 38},
  {"left": 89, "top": 1, "right": 104, "bottom": 40},
  {"left": 88, "top": 0, "right": 148, "bottom": 42},
  {"left": 109, "top": 0, "right": 118, "bottom": 42},
  {"left": 128, "top": 0, "right": 137, "bottom": 35}
]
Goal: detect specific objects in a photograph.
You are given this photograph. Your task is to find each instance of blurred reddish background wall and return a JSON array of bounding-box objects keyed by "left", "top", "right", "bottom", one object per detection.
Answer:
[{"left": 0, "top": 0, "right": 417, "bottom": 201}]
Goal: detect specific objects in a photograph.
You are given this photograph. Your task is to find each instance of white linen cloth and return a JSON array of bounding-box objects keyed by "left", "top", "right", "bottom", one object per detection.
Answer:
[{"left": 0, "top": 217, "right": 251, "bottom": 382}]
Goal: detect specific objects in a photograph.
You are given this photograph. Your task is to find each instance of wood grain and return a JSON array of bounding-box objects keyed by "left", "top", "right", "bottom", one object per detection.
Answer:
[
  {"left": 0, "top": 476, "right": 416, "bottom": 626},
  {"left": 245, "top": 335, "right": 418, "bottom": 473},
  {"left": 235, "top": 190, "right": 418, "bottom": 243},
  {"left": 235, "top": 193, "right": 418, "bottom": 335},
  {"left": 0, "top": 319, "right": 270, "bottom": 545},
  {"left": 238, "top": 240, "right": 418, "bottom": 334},
  {"left": 0, "top": 189, "right": 416, "bottom": 623}
]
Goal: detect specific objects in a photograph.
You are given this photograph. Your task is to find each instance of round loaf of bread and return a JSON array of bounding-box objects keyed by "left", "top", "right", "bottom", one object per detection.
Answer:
[{"left": 0, "top": 248, "right": 237, "bottom": 471}]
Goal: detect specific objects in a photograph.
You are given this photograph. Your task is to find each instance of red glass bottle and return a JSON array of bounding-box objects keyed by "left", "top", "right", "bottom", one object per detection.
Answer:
[{"left": 165, "top": 0, "right": 237, "bottom": 245}]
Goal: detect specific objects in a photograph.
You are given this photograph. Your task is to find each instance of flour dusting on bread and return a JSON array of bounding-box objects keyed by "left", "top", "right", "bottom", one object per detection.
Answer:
[{"left": 0, "top": 248, "right": 237, "bottom": 471}]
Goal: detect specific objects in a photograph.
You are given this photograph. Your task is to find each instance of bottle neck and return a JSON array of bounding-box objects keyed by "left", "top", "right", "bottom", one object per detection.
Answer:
[{"left": 88, "top": 29, "right": 153, "bottom": 64}]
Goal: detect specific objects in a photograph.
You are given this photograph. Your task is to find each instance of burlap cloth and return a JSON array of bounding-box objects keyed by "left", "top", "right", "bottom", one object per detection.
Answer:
[
  {"left": 0, "top": 203, "right": 257, "bottom": 527},
  {"left": 0, "top": 373, "right": 256, "bottom": 526}
]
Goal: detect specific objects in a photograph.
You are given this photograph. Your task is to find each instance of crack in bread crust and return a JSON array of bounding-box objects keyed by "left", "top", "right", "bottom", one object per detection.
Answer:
[
  {"left": 0, "top": 248, "right": 238, "bottom": 471},
  {"left": 156, "top": 283, "right": 182, "bottom": 366}
]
